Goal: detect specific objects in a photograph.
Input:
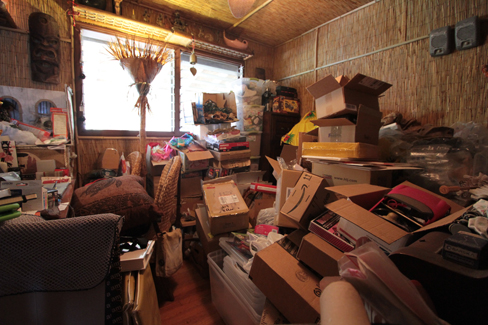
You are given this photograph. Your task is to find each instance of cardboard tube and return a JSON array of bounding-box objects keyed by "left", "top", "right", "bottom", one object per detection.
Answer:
[{"left": 320, "top": 281, "right": 369, "bottom": 325}]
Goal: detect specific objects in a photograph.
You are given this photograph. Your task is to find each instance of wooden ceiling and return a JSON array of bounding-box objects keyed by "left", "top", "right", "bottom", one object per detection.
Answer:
[{"left": 131, "top": 0, "right": 372, "bottom": 47}]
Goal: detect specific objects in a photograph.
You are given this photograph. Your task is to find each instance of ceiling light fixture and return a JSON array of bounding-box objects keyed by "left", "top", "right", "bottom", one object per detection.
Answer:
[{"left": 228, "top": 0, "right": 257, "bottom": 19}]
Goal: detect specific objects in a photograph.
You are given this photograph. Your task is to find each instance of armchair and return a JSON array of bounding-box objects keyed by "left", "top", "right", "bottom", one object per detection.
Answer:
[{"left": 0, "top": 213, "right": 124, "bottom": 325}]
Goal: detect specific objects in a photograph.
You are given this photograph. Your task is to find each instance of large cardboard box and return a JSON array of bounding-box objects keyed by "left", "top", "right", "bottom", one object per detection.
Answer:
[
  {"left": 327, "top": 182, "right": 465, "bottom": 254},
  {"left": 280, "top": 172, "right": 331, "bottom": 229},
  {"left": 202, "top": 180, "right": 249, "bottom": 235},
  {"left": 311, "top": 161, "right": 421, "bottom": 188},
  {"left": 312, "top": 105, "right": 382, "bottom": 145},
  {"left": 306, "top": 73, "right": 392, "bottom": 119},
  {"left": 297, "top": 232, "right": 343, "bottom": 277},
  {"left": 302, "top": 141, "right": 379, "bottom": 160},
  {"left": 266, "top": 156, "right": 302, "bottom": 228},
  {"left": 195, "top": 205, "right": 232, "bottom": 254},
  {"left": 312, "top": 161, "right": 392, "bottom": 187},
  {"left": 249, "top": 241, "right": 321, "bottom": 324}
]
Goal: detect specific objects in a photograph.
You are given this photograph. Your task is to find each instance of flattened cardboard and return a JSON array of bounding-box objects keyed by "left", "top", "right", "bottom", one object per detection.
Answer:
[
  {"left": 280, "top": 172, "right": 331, "bottom": 228},
  {"left": 297, "top": 232, "right": 343, "bottom": 277},
  {"left": 312, "top": 105, "right": 382, "bottom": 145},
  {"left": 249, "top": 243, "right": 321, "bottom": 324},
  {"left": 306, "top": 73, "right": 392, "bottom": 119},
  {"left": 202, "top": 180, "right": 249, "bottom": 235}
]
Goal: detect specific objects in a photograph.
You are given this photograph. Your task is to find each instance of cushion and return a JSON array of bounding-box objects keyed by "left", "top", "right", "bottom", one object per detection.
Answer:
[{"left": 72, "top": 175, "right": 162, "bottom": 233}]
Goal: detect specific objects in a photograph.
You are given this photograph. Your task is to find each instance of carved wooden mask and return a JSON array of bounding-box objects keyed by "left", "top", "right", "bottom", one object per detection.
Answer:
[{"left": 29, "top": 12, "right": 60, "bottom": 84}]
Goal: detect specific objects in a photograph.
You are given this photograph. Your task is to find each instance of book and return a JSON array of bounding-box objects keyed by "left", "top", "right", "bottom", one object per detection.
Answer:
[{"left": 0, "top": 193, "right": 37, "bottom": 206}]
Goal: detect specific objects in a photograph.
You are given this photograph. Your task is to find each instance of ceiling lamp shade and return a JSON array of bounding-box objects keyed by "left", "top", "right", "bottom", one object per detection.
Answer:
[{"left": 228, "top": 0, "right": 257, "bottom": 19}]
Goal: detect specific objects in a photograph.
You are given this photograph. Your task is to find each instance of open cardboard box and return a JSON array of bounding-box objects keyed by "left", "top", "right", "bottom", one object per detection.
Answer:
[
  {"left": 311, "top": 105, "right": 382, "bottom": 145},
  {"left": 326, "top": 181, "right": 465, "bottom": 254},
  {"left": 250, "top": 234, "right": 321, "bottom": 324},
  {"left": 173, "top": 142, "right": 214, "bottom": 173},
  {"left": 306, "top": 73, "right": 392, "bottom": 119},
  {"left": 266, "top": 156, "right": 303, "bottom": 228},
  {"left": 280, "top": 172, "right": 331, "bottom": 229}
]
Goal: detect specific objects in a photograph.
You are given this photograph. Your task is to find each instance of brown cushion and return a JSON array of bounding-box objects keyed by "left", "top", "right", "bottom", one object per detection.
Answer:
[{"left": 72, "top": 175, "right": 161, "bottom": 232}]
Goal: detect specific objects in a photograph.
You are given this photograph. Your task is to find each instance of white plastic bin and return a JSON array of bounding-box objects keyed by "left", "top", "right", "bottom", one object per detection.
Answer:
[
  {"left": 241, "top": 131, "right": 262, "bottom": 157},
  {"left": 236, "top": 105, "right": 265, "bottom": 132},
  {"left": 223, "top": 256, "right": 266, "bottom": 315},
  {"left": 208, "top": 250, "right": 261, "bottom": 325}
]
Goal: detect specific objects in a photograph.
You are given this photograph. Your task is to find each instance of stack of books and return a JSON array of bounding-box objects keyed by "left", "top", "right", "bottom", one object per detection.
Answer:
[{"left": 0, "top": 191, "right": 38, "bottom": 221}]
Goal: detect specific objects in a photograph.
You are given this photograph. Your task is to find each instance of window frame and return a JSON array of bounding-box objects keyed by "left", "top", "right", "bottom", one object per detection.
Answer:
[{"left": 74, "top": 24, "right": 245, "bottom": 138}]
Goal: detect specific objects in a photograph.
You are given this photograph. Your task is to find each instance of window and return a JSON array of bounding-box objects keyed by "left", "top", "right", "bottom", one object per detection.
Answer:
[{"left": 79, "top": 28, "right": 242, "bottom": 137}]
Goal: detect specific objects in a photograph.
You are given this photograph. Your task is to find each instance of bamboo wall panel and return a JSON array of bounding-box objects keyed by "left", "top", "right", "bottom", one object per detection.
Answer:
[
  {"left": 273, "top": 31, "right": 316, "bottom": 80},
  {"left": 243, "top": 40, "right": 275, "bottom": 79},
  {"left": 273, "top": 0, "right": 488, "bottom": 127},
  {"left": 1, "top": 0, "right": 72, "bottom": 91},
  {"left": 77, "top": 138, "right": 161, "bottom": 180}
]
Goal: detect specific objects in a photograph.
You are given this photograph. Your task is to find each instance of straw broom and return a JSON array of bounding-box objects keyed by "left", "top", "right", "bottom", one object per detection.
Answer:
[{"left": 106, "top": 36, "right": 173, "bottom": 182}]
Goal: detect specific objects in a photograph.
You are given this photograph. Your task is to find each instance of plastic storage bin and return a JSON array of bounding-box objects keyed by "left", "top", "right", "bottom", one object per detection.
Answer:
[
  {"left": 223, "top": 256, "right": 266, "bottom": 314},
  {"left": 208, "top": 250, "right": 261, "bottom": 325},
  {"left": 241, "top": 131, "right": 262, "bottom": 157},
  {"left": 236, "top": 105, "right": 265, "bottom": 132}
]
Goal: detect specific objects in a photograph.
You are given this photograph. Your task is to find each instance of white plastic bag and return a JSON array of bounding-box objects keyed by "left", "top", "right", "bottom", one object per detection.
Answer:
[
  {"left": 338, "top": 241, "right": 449, "bottom": 325},
  {"left": 154, "top": 226, "right": 182, "bottom": 278}
]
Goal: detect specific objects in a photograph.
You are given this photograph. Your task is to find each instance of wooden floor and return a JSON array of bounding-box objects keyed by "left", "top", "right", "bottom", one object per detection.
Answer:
[{"left": 155, "top": 258, "right": 225, "bottom": 325}]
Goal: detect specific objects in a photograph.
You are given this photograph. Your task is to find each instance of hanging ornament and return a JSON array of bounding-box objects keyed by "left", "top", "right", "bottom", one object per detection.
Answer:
[{"left": 190, "top": 35, "right": 197, "bottom": 76}]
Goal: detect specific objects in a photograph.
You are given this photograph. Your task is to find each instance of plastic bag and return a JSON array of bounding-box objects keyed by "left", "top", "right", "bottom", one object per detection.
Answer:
[
  {"left": 281, "top": 111, "right": 317, "bottom": 146},
  {"left": 338, "top": 241, "right": 448, "bottom": 325},
  {"left": 154, "top": 226, "right": 182, "bottom": 278}
]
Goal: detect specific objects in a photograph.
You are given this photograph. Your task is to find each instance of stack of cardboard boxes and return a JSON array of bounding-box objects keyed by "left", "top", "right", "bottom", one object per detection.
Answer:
[
  {"left": 243, "top": 74, "right": 468, "bottom": 324},
  {"left": 302, "top": 73, "right": 416, "bottom": 188}
]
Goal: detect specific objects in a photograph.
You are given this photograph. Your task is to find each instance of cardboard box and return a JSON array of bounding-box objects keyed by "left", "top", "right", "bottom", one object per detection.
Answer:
[
  {"left": 312, "top": 105, "right": 382, "bottom": 145},
  {"left": 280, "top": 172, "right": 331, "bottom": 229},
  {"left": 327, "top": 182, "right": 465, "bottom": 254},
  {"left": 195, "top": 205, "right": 232, "bottom": 254},
  {"left": 306, "top": 73, "right": 392, "bottom": 119},
  {"left": 311, "top": 161, "right": 421, "bottom": 188},
  {"left": 249, "top": 242, "right": 321, "bottom": 324},
  {"left": 193, "top": 92, "right": 238, "bottom": 125},
  {"left": 312, "top": 161, "right": 392, "bottom": 187},
  {"left": 1, "top": 180, "right": 48, "bottom": 212},
  {"left": 210, "top": 149, "right": 251, "bottom": 161},
  {"left": 266, "top": 156, "right": 302, "bottom": 228},
  {"left": 297, "top": 232, "right": 344, "bottom": 277},
  {"left": 302, "top": 142, "right": 379, "bottom": 160},
  {"left": 175, "top": 144, "right": 214, "bottom": 174},
  {"left": 180, "top": 173, "right": 203, "bottom": 198},
  {"left": 202, "top": 180, "right": 250, "bottom": 235},
  {"left": 211, "top": 158, "right": 251, "bottom": 170}
]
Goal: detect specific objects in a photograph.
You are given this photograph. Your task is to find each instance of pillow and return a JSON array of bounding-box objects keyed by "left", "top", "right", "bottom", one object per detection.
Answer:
[{"left": 71, "top": 175, "right": 162, "bottom": 233}]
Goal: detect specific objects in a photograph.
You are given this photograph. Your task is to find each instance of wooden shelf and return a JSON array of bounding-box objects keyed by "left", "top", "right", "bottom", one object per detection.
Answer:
[{"left": 73, "top": 4, "right": 253, "bottom": 60}]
